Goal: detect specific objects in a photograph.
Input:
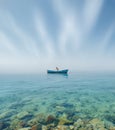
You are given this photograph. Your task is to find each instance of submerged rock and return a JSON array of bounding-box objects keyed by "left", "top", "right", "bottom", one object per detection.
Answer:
[
  {"left": 57, "top": 125, "right": 69, "bottom": 130},
  {"left": 0, "top": 110, "right": 14, "bottom": 120},
  {"left": 89, "top": 118, "right": 104, "bottom": 126},
  {"left": 0, "top": 122, "right": 9, "bottom": 130},
  {"left": 46, "top": 115, "right": 57, "bottom": 124},
  {"left": 55, "top": 106, "right": 65, "bottom": 112},
  {"left": 88, "top": 118, "right": 105, "bottom": 130},
  {"left": 74, "top": 118, "right": 84, "bottom": 128},
  {"left": 69, "top": 125, "right": 74, "bottom": 130},
  {"left": 28, "top": 113, "right": 46, "bottom": 126},
  {"left": 46, "top": 123, "right": 55, "bottom": 130},
  {"left": 109, "top": 126, "right": 115, "bottom": 130},
  {"left": 105, "top": 115, "right": 115, "bottom": 124},
  {"left": 42, "top": 125, "right": 47, "bottom": 130},
  {"left": 16, "top": 111, "right": 33, "bottom": 121},
  {"left": 61, "top": 103, "right": 74, "bottom": 108},
  {"left": 18, "top": 127, "right": 31, "bottom": 130},
  {"left": 31, "top": 124, "right": 42, "bottom": 130},
  {"left": 9, "top": 118, "right": 29, "bottom": 130},
  {"left": 58, "top": 114, "right": 73, "bottom": 125}
]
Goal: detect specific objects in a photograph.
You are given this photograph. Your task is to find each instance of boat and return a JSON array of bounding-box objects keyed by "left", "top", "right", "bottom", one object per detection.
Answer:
[{"left": 47, "top": 69, "right": 68, "bottom": 74}]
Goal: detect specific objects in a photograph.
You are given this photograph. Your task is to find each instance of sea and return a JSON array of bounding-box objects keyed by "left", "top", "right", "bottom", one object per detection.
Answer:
[{"left": 0, "top": 72, "right": 115, "bottom": 130}]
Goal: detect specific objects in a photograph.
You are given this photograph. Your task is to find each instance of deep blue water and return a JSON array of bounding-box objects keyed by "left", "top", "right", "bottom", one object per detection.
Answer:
[{"left": 0, "top": 72, "right": 115, "bottom": 127}]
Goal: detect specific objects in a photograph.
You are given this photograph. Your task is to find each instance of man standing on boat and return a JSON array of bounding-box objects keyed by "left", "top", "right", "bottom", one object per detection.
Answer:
[{"left": 56, "top": 67, "right": 59, "bottom": 71}]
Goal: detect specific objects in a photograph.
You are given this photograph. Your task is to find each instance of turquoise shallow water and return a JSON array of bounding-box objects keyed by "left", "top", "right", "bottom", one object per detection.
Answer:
[{"left": 0, "top": 72, "right": 115, "bottom": 129}]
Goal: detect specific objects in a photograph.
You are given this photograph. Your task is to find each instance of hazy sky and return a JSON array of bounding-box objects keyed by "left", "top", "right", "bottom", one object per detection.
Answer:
[{"left": 0, "top": 0, "right": 115, "bottom": 73}]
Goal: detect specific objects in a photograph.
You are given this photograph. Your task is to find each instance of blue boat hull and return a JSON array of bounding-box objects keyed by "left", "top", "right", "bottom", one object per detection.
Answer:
[{"left": 47, "top": 69, "right": 68, "bottom": 74}]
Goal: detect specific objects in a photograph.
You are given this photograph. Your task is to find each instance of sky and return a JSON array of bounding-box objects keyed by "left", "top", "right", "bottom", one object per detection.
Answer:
[{"left": 0, "top": 0, "right": 115, "bottom": 73}]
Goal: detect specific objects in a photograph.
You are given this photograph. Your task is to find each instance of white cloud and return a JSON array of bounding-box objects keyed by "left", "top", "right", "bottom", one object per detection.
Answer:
[
  {"left": 83, "top": 0, "right": 104, "bottom": 32},
  {"left": 0, "top": 10, "right": 39, "bottom": 57},
  {"left": 34, "top": 9, "right": 55, "bottom": 59},
  {"left": 52, "top": 0, "right": 83, "bottom": 55},
  {"left": 0, "top": 31, "right": 18, "bottom": 56},
  {"left": 9, "top": 14, "right": 40, "bottom": 57},
  {"left": 101, "top": 24, "right": 114, "bottom": 47}
]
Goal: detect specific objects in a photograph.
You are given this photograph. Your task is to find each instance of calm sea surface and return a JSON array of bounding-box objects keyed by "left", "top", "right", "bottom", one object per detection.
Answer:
[{"left": 0, "top": 72, "right": 115, "bottom": 129}]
